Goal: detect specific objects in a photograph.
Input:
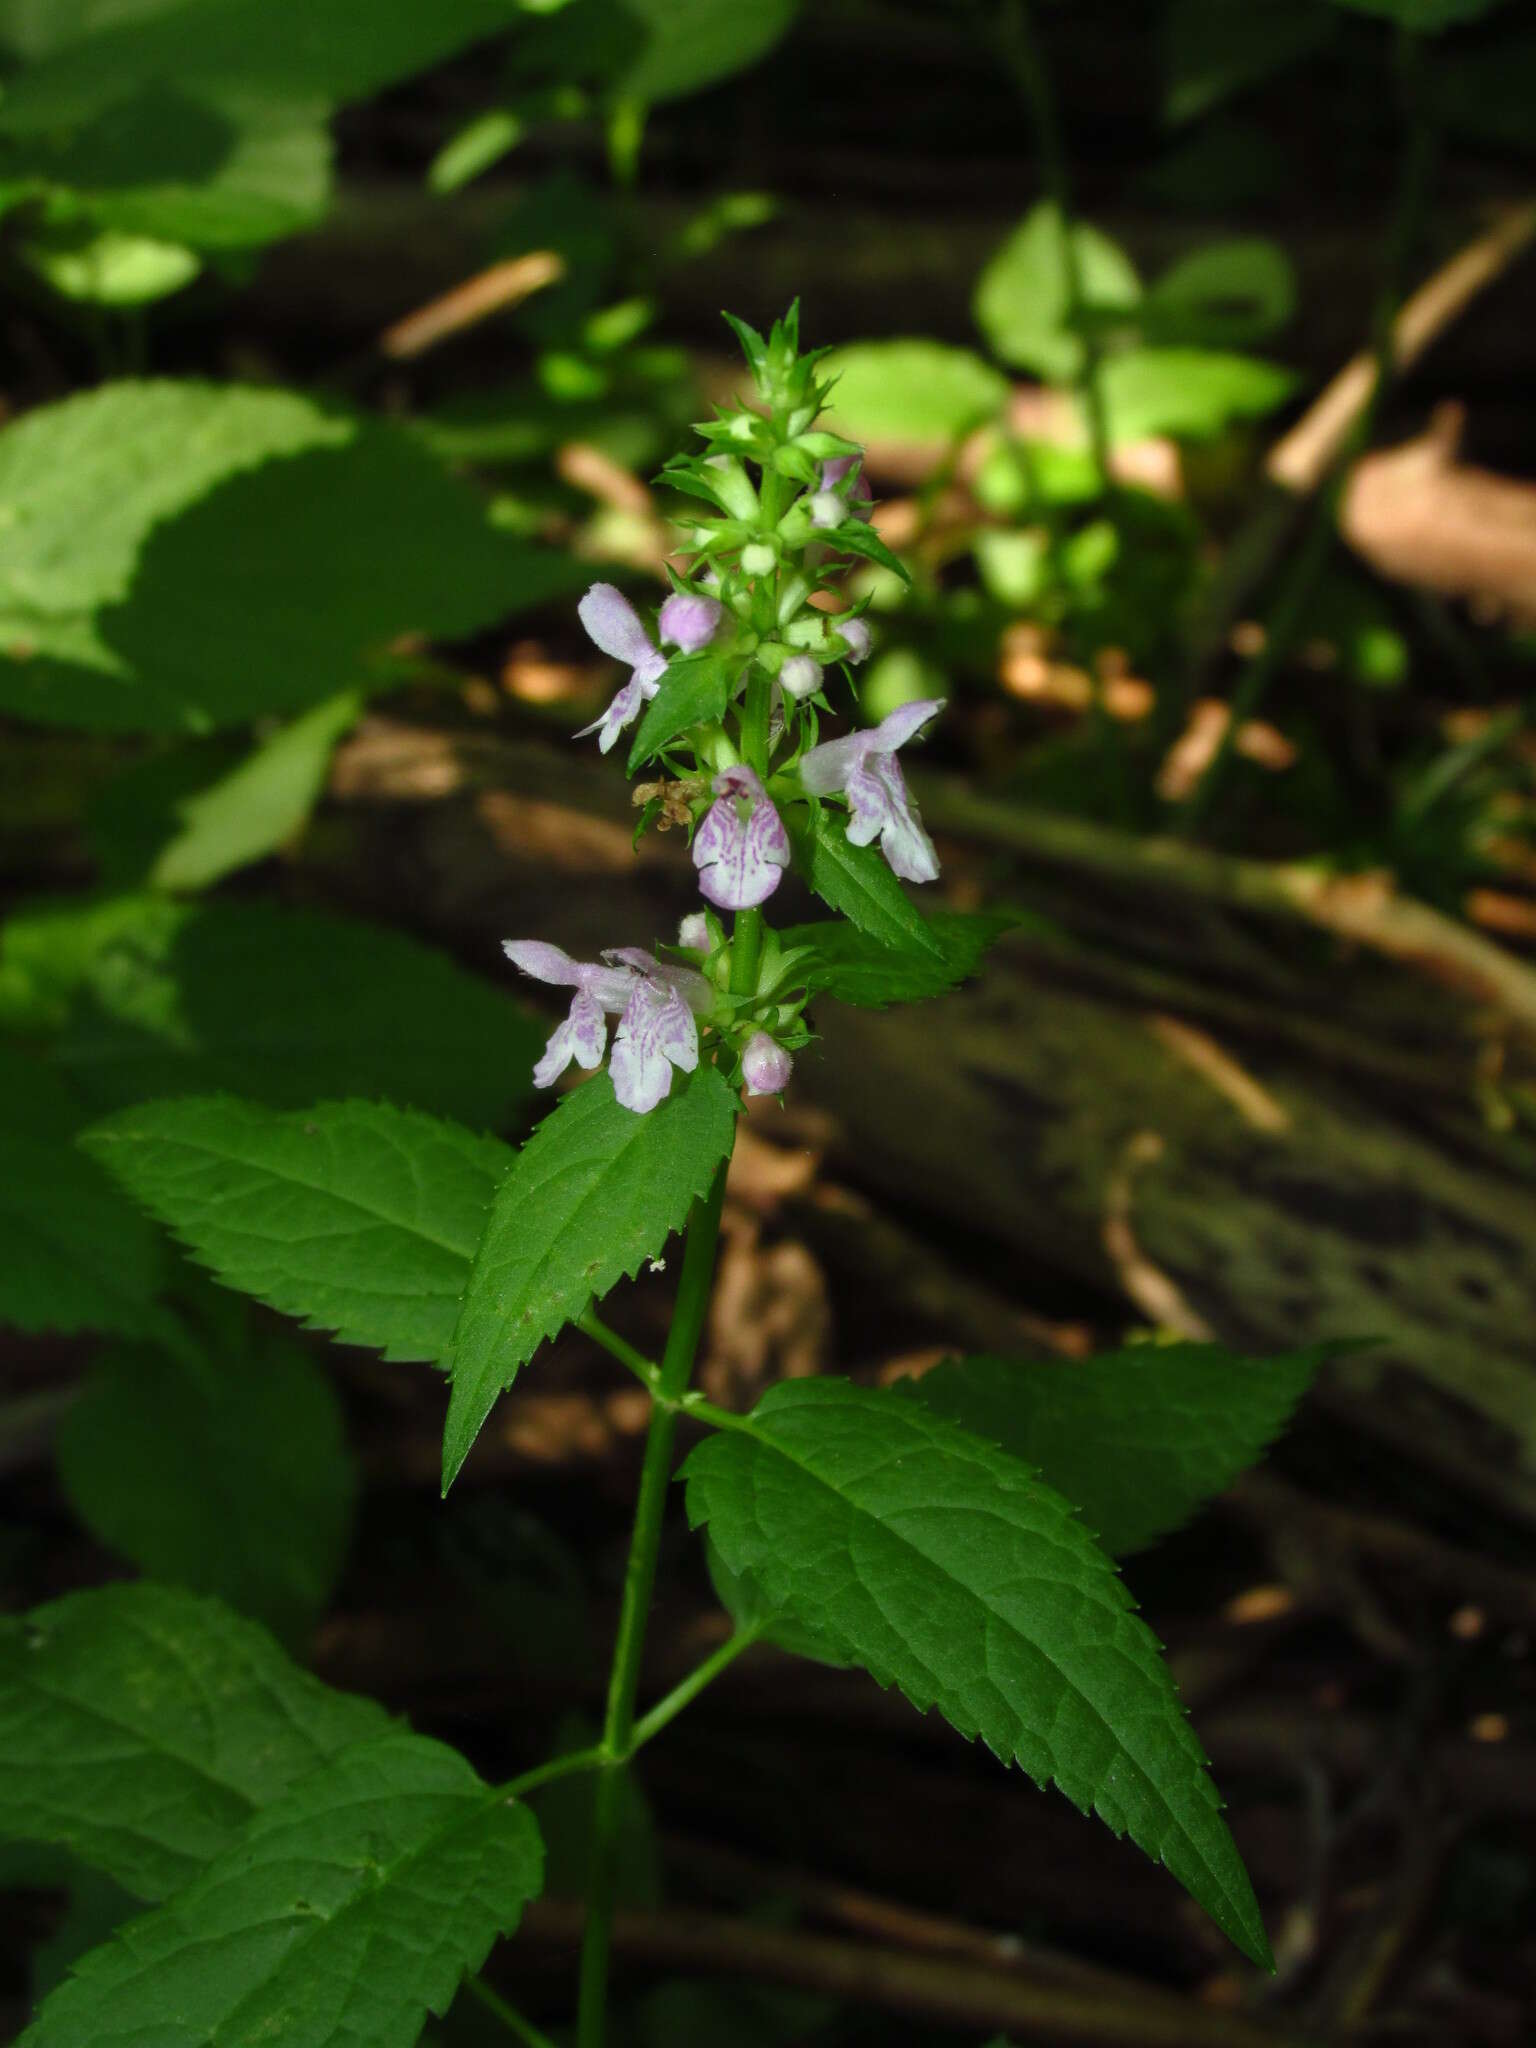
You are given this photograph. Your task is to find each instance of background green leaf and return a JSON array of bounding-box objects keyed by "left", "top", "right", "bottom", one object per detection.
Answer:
[
  {"left": 612, "top": 0, "right": 801, "bottom": 103},
  {"left": 0, "top": 1583, "right": 392, "bottom": 1901},
  {"left": 1096, "top": 348, "right": 1297, "bottom": 443},
  {"left": 18, "top": 1731, "right": 543, "bottom": 2048},
  {"left": 149, "top": 690, "right": 363, "bottom": 892},
  {"left": 0, "top": 381, "right": 577, "bottom": 732},
  {"left": 684, "top": 1379, "right": 1271, "bottom": 1968},
  {"left": 0, "top": 895, "right": 544, "bottom": 1122},
  {"left": 902, "top": 1344, "right": 1332, "bottom": 1555},
  {"left": 445, "top": 1066, "right": 738, "bottom": 1489},
  {"left": 1163, "top": 0, "right": 1337, "bottom": 125},
  {"left": 1139, "top": 240, "right": 1296, "bottom": 348},
  {"left": 973, "top": 205, "right": 1141, "bottom": 383},
  {"left": 822, "top": 340, "right": 1009, "bottom": 443},
  {"left": 0, "top": 1044, "right": 166, "bottom": 1337},
  {"left": 84, "top": 1095, "right": 511, "bottom": 1364},
  {"left": 56, "top": 1316, "right": 356, "bottom": 1637}
]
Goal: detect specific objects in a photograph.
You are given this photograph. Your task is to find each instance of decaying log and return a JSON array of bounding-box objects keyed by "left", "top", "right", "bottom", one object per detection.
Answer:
[{"left": 318, "top": 718, "right": 1536, "bottom": 1522}]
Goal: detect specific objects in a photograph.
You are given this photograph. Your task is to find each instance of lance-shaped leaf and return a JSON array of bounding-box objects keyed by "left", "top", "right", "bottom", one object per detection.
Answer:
[
  {"left": 904, "top": 1344, "right": 1334, "bottom": 1556},
  {"left": 683, "top": 1379, "right": 1271, "bottom": 1968},
  {"left": 822, "top": 520, "right": 911, "bottom": 583},
  {"left": 627, "top": 648, "right": 732, "bottom": 771},
  {"left": 18, "top": 1731, "right": 543, "bottom": 2048},
  {"left": 444, "top": 1067, "right": 737, "bottom": 1491},
  {"left": 777, "top": 910, "right": 1021, "bottom": 1009},
  {"left": 789, "top": 808, "right": 945, "bottom": 959},
  {"left": 83, "top": 1097, "right": 511, "bottom": 1365},
  {"left": 0, "top": 1583, "right": 392, "bottom": 1901}
]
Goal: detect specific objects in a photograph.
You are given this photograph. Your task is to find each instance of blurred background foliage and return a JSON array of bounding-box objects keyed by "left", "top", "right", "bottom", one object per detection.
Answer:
[{"left": 3, "top": 1, "right": 1536, "bottom": 2043}]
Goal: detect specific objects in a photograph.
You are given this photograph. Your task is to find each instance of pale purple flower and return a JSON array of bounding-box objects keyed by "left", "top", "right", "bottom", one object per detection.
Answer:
[
  {"left": 837, "top": 617, "right": 872, "bottom": 664},
  {"left": 503, "top": 940, "right": 636, "bottom": 1087},
  {"left": 575, "top": 583, "right": 668, "bottom": 753},
  {"left": 800, "top": 698, "right": 943, "bottom": 884},
  {"left": 658, "top": 591, "right": 724, "bottom": 653},
  {"left": 692, "top": 764, "right": 790, "bottom": 910},
  {"left": 741, "top": 1030, "right": 793, "bottom": 1096},
  {"left": 780, "top": 653, "right": 820, "bottom": 701},
  {"left": 603, "top": 948, "right": 713, "bottom": 1114}
]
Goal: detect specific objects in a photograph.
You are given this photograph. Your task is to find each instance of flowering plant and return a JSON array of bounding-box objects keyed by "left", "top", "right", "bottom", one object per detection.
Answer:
[{"left": 15, "top": 310, "right": 1322, "bottom": 2048}]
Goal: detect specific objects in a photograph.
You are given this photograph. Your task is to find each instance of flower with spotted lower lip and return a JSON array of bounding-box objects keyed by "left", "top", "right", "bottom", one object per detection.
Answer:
[{"left": 691, "top": 764, "right": 791, "bottom": 910}]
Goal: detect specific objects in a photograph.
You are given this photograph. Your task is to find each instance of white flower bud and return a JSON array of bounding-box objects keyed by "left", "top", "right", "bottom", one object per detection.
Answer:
[
  {"left": 677, "top": 912, "right": 710, "bottom": 952},
  {"left": 741, "top": 1030, "right": 793, "bottom": 1096},
  {"left": 779, "top": 654, "right": 820, "bottom": 700},
  {"left": 740, "top": 541, "right": 777, "bottom": 577}
]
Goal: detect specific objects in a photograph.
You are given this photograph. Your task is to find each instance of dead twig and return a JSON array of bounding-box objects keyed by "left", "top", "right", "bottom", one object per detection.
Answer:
[{"left": 510, "top": 1902, "right": 1324, "bottom": 2048}]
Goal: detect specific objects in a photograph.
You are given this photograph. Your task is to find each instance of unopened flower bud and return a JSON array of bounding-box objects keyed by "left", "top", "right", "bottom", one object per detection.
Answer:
[
  {"left": 678, "top": 912, "right": 710, "bottom": 952},
  {"left": 741, "top": 1029, "right": 792, "bottom": 1096},
  {"left": 808, "top": 491, "right": 844, "bottom": 530},
  {"left": 780, "top": 653, "right": 820, "bottom": 700},
  {"left": 659, "top": 592, "right": 724, "bottom": 652},
  {"left": 740, "top": 541, "right": 777, "bottom": 577},
  {"left": 838, "top": 618, "right": 872, "bottom": 663}
]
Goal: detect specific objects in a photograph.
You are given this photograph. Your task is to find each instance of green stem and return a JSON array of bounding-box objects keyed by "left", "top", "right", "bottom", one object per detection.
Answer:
[
  {"left": 578, "top": 1310, "right": 661, "bottom": 1392},
  {"left": 499, "top": 1744, "right": 608, "bottom": 1802},
  {"left": 466, "top": 1975, "right": 561, "bottom": 2048},
  {"left": 575, "top": 1160, "right": 731, "bottom": 2048},
  {"left": 996, "top": 0, "right": 1112, "bottom": 495},
  {"left": 629, "top": 1624, "right": 765, "bottom": 1751}
]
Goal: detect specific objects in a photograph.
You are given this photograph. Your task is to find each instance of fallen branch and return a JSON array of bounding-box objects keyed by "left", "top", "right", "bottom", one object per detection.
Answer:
[{"left": 510, "top": 1902, "right": 1323, "bottom": 2048}]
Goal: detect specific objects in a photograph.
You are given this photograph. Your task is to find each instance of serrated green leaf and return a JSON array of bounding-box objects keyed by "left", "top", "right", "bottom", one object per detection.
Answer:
[
  {"left": 0, "top": 894, "right": 543, "bottom": 1122},
  {"left": 627, "top": 649, "right": 732, "bottom": 771},
  {"left": 150, "top": 689, "right": 363, "bottom": 891},
  {"left": 683, "top": 1379, "right": 1271, "bottom": 1968},
  {"left": 903, "top": 1344, "right": 1332, "bottom": 1556},
  {"left": 791, "top": 808, "right": 946, "bottom": 959},
  {"left": 0, "top": 381, "right": 577, "bottom": 733},
  {"left": 83, "top": 1096, "right": 510, "bottom": 1364},
  {"left": 18, "top": 1730, "right": 543, "bottom": 2048},
  {"left": 776, "top": 910, "right": 1019, "bottom": 1008},
  {"left": 56, "top": 1323, "right": 356, "bottom": 1638},
  {"left": 444, "top": 1068, "right": 738, "bottom": 1490},
  {"left": 974, "top": 205, "right": 1141, "bottom": 383},
  {"left": 824, "top": 520, "right": 911, "bottom": 584},
  {"left": 822, "top": 340, "right": 1009, "bottom": 443},
  {"left": 0, "top": 1050, "right": 167, "bottom": 1338},
  {"left": 0, "top": 1582, "right": 392, "bottom": 1900}
]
